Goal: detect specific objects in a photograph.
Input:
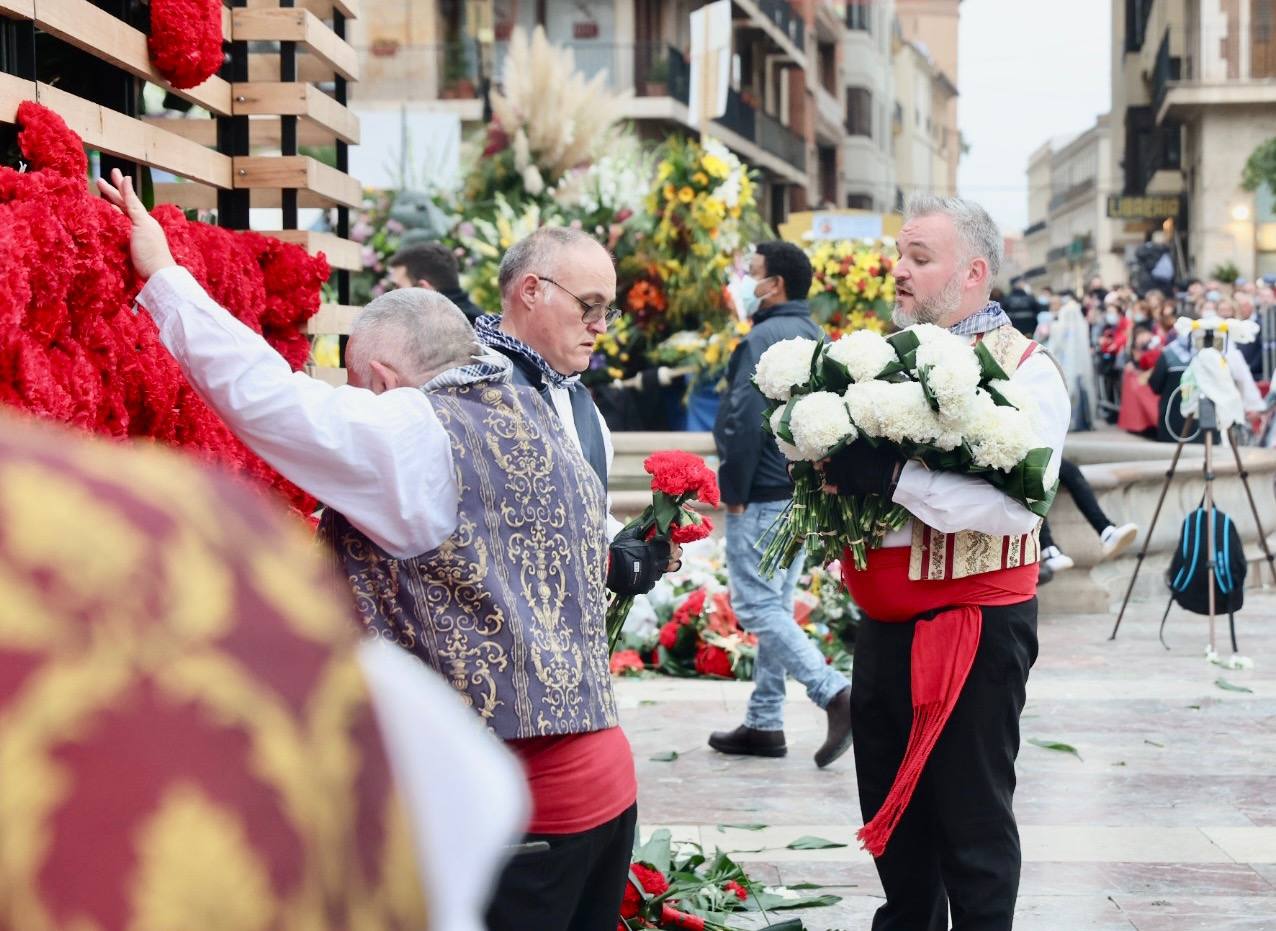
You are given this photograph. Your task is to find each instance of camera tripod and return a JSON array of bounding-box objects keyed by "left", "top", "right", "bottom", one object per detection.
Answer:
[{"left": 1108, "top": 395, "right": 1276, "bottom": 653}]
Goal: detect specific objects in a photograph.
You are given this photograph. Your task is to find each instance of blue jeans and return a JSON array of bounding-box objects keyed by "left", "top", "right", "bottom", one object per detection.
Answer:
[{"left": 725, "top": 500, "right": 851, "bottom": 731}]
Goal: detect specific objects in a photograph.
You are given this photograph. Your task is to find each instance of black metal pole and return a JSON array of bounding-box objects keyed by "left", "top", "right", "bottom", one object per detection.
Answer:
[
  {"left": 334, "top": 8, "right": 350, "bottom": 308},
  {"left": 280, "top": 0, "right": 298, "bottom": 229},
  {"left": 218, "top": 0, "right": 251, "bottom": 227}
]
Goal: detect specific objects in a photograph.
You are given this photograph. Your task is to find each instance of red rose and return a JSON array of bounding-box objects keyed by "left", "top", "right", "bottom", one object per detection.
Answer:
[
  {"left": 610, "top": 649, "right": 645, "bottom": 676},
  {"left": 694, "top": 644, "right": 733, "bottom": 679}
]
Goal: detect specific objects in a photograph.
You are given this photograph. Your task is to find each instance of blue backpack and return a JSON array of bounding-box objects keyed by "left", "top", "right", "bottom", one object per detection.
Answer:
[{"left": 1167, "top": 505, "right": 1246, "bottom": 616}]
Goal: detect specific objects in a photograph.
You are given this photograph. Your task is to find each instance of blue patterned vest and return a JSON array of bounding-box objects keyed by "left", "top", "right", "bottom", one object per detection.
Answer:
[{"left": 320, "top": 381, "right": 617, "bottom": 740}]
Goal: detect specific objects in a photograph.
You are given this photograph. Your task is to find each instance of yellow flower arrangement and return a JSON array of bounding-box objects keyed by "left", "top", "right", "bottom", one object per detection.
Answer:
[{"left": 805, "top": 239, "right": 898, "bottom": 338}]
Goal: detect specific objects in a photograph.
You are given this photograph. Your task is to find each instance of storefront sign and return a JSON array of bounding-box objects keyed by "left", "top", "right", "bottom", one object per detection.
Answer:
[{"left": 1106, "top": 195, "right": 1183, "bottom": 220}]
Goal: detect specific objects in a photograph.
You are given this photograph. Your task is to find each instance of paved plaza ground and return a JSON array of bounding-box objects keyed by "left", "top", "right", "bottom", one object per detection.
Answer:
[{"left": 617, "top": 589, "right": 1276, "bottom": 930}]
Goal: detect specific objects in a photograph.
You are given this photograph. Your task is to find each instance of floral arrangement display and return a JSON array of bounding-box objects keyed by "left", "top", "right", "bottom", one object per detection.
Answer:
[
  {"left": 582, "top": 313, "right": 644, "bottom": 387},
  {"left": 805, "top": 239, "right": 895, "bottom": 339},
  {"left": 462, "top": 26, "right": 626, "bottom": 213},
  {"left": 607, "top": 451, "right": 720, "bottom": 648},
  {"left": 755, "top": 326, "right": 1058, "bottom": 572},
  {"left": 649, "top": 319, "right": 751, "bottom": 392},
  {"left": 0, "top": 101, "right": 326, "bottom": 515},
  {"left": 609, "top": 539, "right": 857, "bottom": 680},
  {"left": 619, "top": 829, "right": 839, "bottom": 929},
  {"left": 147, "top": 0, "right": 225, "bottom": 89},
  {"left": 635, "top": 136, "right": 767, "bottom": 328}
]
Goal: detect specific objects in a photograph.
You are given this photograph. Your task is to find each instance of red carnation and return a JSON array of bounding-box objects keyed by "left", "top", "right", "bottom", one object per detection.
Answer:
[
  {"left": 672, "top": 589, "right": 707, "bottom": 626},
  {"left": 670, "top": 515, "right": 713, "bottom": 544},
  {"left": 609, "top": 649, "right": 645, "bottom": 676},
  {"left": 620, "top": 863, "right": 669, "bottom": 918},
  {"left": 148, "top": 0, "right": 225, "bottom": 89},
  {"left": 724, "top": 880, "right": 748, "bottom": 901},
  {"left": 658, "top": 620, "right": 685, "bottom": 651},
  {"left": 694, "top": 643, "right": 733, "bottom": 679},
  {"left": 644, "top": 450, "right": 720, "bottom": 507},
  {"left": 16, "top": 102, "right": 87, "bottom": 179}
]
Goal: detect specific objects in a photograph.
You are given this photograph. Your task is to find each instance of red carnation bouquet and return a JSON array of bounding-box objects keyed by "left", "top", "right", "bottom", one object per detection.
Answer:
[
  {"left": 606, "top": 451, "right": 719, "bottom": 651},
  {"left": 148, "top": 0, "right": 225, "bottom": 89}
]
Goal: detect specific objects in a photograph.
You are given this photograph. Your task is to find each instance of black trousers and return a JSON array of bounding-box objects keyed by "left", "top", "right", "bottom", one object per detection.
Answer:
[
  {"left": 486, "top": 803, "right": 637, "bottom": 931},
  {"left": 851, "top": 599, "right": 1039, "bottom": 931},
  {"left": 1057, "top": 458, "right": 1111, "bottom": 536}
]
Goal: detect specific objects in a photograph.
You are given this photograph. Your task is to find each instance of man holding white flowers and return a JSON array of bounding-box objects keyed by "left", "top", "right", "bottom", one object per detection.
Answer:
[
  {"left": 821, "top": 196, "right": 1070, "bottom": 931},
  {"left": 710, "top": 241, "right": 855, "bottom": 768}
]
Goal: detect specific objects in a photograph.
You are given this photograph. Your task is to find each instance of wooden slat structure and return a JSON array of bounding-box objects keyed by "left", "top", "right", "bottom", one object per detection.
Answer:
[{"left": 0, "top": 0, "right": 363, "bottom": 372}]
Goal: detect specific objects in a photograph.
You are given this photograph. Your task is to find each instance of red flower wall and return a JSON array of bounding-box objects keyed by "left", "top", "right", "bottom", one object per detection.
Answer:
[{"left": 0, "top": 101, "right": 327, "bottom": 515}]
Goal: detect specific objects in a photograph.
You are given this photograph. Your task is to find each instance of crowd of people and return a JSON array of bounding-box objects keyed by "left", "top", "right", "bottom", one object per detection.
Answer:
[{"left": 998, "top": 274, "right": 1274, "bottom": 445}]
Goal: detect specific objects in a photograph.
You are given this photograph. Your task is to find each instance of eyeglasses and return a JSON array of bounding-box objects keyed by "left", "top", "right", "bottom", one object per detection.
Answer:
[{"left": 537, "top": 275, "right": 622, "bottom": 325}]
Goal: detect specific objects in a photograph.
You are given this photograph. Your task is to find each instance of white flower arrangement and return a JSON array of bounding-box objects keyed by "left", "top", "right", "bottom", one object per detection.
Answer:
[
  {"left": 754, "top": 337, "right": 819, "bottom": 401},
  {"left": 916, "top": 338, "right": 981, "bottom": 423},
  {"left": 788, "top": 392, "right": 857, "bottom": 460},
  {"left": 964, "top": 392, "right": 1038, "bottom": 471},
  {"left": 770, "top": 408, "right": 804, "bottom": 462},
  {"left": 827, "top": 329, "right": 897, "bottom": 383}
]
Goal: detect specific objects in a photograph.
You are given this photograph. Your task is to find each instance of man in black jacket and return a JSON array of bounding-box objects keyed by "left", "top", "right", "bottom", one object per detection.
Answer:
[
  {"left": 388, "top": 242, "right": 485, "bottom": 324},
  {"left": 709, "top": 241, "right": 853, "bottom": 768}
]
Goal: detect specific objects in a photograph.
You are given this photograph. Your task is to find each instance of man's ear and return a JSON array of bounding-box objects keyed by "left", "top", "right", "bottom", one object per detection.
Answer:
[
  {"left": 968, "top": 256, "right": 990, "bottom": 292},
  {"left": 517, "top": 272, "right": 541, "bottom": 310},
  {"left": 369, "top": 359, "right": 402, "bottom": 393},
  {"left": 416, "top": 279, "right": 437, "bottom": 292}
]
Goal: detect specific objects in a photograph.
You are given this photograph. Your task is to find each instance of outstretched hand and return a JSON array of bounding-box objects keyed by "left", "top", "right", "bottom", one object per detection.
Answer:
[{"left": 96, "top": 168, "right": 176, "bottom": 280}]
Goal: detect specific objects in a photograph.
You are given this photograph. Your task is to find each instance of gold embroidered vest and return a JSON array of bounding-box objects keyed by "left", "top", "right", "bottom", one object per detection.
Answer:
[
  {"left": 908, "top": 325, "right": 1051, "bottom": 581},
  {"left": 321, "top": 381, "right": 618, "bottom": 740}
]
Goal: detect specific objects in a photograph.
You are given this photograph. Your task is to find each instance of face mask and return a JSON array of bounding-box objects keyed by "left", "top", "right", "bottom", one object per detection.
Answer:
[
  {"left": 732, "top": 275, "right": 772, "bottom": 319},
  {"left": 1134, "top": 312, "right": 1149, "bottom": 323},
  {"left": 1104, "top": 310, "right": 1120, "bottom": 326}
]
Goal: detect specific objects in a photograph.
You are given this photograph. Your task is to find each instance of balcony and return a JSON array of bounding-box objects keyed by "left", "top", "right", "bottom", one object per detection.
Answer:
[
  {"left": 1048, "top": 176, "right": 1096, "bottom": 212},
  {"left": 1157, "top": 20, "right": 1276, "bottom": 123},
  {"left": 1024, "top": 220, "right": 1048, "bottom": 237},
  {"left": 757, "top": 0, "right": 806, "bottom": 52},
  {"left": 1123, "top": 105, "right": 1181, "bottom": 195},
  {"left": 757, "top": 109, "right": 806, "bottom": 171}
]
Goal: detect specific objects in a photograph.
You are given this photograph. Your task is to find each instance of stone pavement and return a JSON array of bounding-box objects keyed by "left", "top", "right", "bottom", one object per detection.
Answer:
[{"left": 617, "top": 590, "right": 1276, "bottom": 930}]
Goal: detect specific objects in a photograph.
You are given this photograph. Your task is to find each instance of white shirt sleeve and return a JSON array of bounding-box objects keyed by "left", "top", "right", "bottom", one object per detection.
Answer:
[
  {"left": 891, "top": 349, "right": 1070, "bottom": 537},
  {"left": 136, "top": 266, "right": 459, "bottom": 557}
]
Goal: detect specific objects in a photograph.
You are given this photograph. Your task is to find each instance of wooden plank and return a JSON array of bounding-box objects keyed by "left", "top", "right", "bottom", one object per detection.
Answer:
[
  {"left": 154, "top": 181, "right": 338, "bottom": 210},
  {"left": 266, "top": 231, "right": 362, "bottom": 271},
  {"left": 233, "top": 155, "right": 360, "bottom": 208},
  {"left": 248, "top": 51, "right": 334, "bottom": 84},
  {"left": 0, "top": 74, "right": 232, "bottom": 187},
  {"left": 0, "top": 0, "right": 233, "bottom": 115},
  {"left": 245, "top": 0, "right": 359, "bottom": 19},
  {"left": 232, "top": 8, "right": 358, "bottom": 81},
  {"left": 307, "top": 365, "right": 348, "bottom": 386},
  {"left": 231, "top": 82, "right": 359, "bottom": 143},
  {"left": 143, "top": 115, "right": 345, "bottom": 148},
  {"left": 306, "top": 303, "right": 360, "bottom": 335}
]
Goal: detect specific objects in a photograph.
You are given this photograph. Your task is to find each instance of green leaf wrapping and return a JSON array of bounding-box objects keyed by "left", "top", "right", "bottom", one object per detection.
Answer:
[
  {"left": 917, "top": 364, "right": 942, "bottom": 413},
  {"left": 820, "top": 352, "right": 852, "bottom": 393},
  {"left": 974, "top": 340, "right": 1010, "bottom": 382},
  {"left": 777, "top": 397, "right": 799, "bottom": 444}
]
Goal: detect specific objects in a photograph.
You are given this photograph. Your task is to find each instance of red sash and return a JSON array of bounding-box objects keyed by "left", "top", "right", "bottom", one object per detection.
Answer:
[{"left": 842, "top": 546, "right": 1037, "bottom": 856}]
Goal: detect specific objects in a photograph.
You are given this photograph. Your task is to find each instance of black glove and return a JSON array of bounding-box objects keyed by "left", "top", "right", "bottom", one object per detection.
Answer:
[
  {"left": 607, "top": 526, "right": 672, "bottom": 596},
  {"left": 820, "top": 439, "right": 905, "bottom": 498}
]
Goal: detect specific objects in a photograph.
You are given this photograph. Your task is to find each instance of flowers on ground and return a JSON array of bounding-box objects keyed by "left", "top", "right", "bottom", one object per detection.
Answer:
[{"left": 806, "top": 239, "right": 895, "bottom": 339}]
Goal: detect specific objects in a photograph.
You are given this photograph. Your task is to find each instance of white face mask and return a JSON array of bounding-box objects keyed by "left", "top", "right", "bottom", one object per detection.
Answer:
[
  {"left": 1104, "top": 310, "right": 1120, "bottom": 326},
  {"left": 732, "top": 274, "right": 773, "bottom": 319}
]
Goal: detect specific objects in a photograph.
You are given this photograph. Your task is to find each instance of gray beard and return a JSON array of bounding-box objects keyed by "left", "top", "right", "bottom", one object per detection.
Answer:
[{"left": 892, "top": 275, "right": 963, "bottom": 328}]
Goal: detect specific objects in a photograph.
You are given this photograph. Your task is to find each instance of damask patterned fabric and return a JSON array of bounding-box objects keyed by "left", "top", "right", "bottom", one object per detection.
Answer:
[
  {"left": 0, "top": 414, "right": 428, "bottom": 931},
  {"left": 322, "top": 380, "right": 617, "bottom": 740},
  {"left": 908, "top": 325, "right": 1044, "bottom": 581}
]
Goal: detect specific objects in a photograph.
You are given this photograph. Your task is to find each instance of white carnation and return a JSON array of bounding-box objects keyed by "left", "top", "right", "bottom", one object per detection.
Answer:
[
  {"left": 789, "top": 391, "right": 857, "bottom": 460},
  {"left": 753, "top": 337, "right": 819, "bottom": 401},
  {"left": 909, "top": 323, "right": 967, "bottom": 348},
  {"left": 988, "top": 377, "right": 1042, "bottom": 431},
  {"left": 965, "top": 397, "right": 1037, "bottom": 471},
  {"left": 769, "top": 408, "right": 804, "bottom": 462},
  {"left": 827, "top": 329, "right": 897, "bottom": 383},
  {"left": 876, "top": 382, "right": 951, "bottom": 446},
  {"left": 916, "top": 339, "right": 981, "bottom": 422},
  {"left": 844, "top": 380, "right": 892, "bottom": 436}
]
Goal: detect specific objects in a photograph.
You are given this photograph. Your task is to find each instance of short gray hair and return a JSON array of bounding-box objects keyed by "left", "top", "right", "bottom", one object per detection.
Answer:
[
  {"left": 346, "top": 289, "right": 479, "bottom": 385},
  {"left": 904, "top": 194, "right": 1003, "bottom": 282},
  {"left": 497, "top": 226, "right": 605, "bottom": 298}
]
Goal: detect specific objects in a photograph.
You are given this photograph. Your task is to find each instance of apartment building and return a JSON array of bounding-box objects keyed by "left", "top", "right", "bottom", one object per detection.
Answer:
[
  {"left": 1112, "top": 0, "right": 1276, "bottom": 279},
  {"left": 353, "top": 0, "right": 854, "bottom": 223}
]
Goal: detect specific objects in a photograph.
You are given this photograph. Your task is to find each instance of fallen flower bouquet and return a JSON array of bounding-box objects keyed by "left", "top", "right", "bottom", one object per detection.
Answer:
[{"left": 755, "top": 325, "right": 1058, "bottom": 574}]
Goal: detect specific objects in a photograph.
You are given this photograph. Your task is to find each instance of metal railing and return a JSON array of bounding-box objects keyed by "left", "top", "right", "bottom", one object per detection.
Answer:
[
  {"left": 1049, "top": 176, "right": 1096, "bottom": 211},
  {"left": 758, "top": 0, "right": 806, "bottom": 50},
  {"left": 757, "top": 108, "right": 807, "bottom": 170},
  {"left": 1024, "top": 220, "right": 1048, "bottom": 236}
]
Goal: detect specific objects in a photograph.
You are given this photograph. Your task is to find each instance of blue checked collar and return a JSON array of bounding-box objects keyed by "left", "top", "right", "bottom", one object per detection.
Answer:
[
  {"left": 948, "top": 302, "right": 1013, "bottom": 337},
  {"left": 474, "top": 313, "right": 580, "bottom": 389}
]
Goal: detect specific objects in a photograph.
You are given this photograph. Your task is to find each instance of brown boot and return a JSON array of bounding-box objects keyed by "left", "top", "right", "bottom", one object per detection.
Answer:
[
  {"left": 708, "top": 725, "right": 788, "bottom": 758},
  {"left": 814, "top": 687, "right": 852, "bottom": 768}
]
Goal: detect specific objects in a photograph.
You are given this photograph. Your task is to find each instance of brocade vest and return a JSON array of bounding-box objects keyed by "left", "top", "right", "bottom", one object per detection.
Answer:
[
  {"left": 320, "top": 380, "right": 618, "bottom": 740},
  {"left": 907, "top": 324, "right": 1054, "bottom": 582}
]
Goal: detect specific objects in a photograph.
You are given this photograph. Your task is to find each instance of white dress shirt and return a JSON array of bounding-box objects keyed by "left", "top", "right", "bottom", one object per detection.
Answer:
[
  {"left": 882, "top": 347, "right": 1071, "bottom": 547},
  {"left": 138, "top": 266, "right": 462, "bottom": 558}
]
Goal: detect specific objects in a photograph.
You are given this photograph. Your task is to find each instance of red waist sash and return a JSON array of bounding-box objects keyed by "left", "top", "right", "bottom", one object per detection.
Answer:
[{"left": 841, "top": 546, "right": 1037, "bottom": 856}]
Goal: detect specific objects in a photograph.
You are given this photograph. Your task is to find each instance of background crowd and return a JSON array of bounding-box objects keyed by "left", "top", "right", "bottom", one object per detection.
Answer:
[{"left": 997, "top": 274, "right": 1276, "bottom": 446}]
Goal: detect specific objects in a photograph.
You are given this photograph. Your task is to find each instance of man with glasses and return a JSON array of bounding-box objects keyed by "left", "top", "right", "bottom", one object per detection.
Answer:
[{"left": 475, "top": 227, "right": 676, "bottom": 931}]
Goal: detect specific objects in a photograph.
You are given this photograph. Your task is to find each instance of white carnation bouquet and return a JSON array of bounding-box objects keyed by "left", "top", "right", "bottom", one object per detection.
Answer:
[{"left": 754, "top": 327, "right": 1058, "bottom": 573}]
